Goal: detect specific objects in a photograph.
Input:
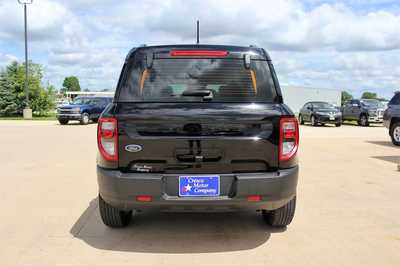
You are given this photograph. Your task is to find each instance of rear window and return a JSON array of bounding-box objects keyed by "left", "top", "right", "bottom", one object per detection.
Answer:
[{"left": 118, "top": 57, "right": 277, "bottom": 102}]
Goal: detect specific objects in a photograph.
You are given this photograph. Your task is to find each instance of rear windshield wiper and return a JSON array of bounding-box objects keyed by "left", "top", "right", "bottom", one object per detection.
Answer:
[{"left": 181, "top": 90, "right": 213, "bottom": 101}]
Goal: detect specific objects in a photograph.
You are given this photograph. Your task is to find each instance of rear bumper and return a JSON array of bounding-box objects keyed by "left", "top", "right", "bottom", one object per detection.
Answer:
[{"left": 97, "top": 166, "right": 298, "bottom": 212}]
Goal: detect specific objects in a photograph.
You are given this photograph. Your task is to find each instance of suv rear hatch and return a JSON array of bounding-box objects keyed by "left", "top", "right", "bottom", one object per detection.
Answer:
[{"left": 114, "top": 46, "right": 287, "bottom": 174}]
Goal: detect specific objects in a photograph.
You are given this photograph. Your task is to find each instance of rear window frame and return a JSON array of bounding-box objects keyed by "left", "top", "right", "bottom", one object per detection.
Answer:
[{"left": 115, "top": 49, "right": 280, "bottom": 104}]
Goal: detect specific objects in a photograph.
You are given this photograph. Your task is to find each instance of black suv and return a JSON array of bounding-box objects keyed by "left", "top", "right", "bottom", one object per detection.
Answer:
[
  {"left": 96, "top": 45, "right": 299, "bottom": 228},
  {"left": 383, "top": 92, "right": 400, "bottom": 145},
  {"left": 341, "top": 99, "right": 385, "bottom": 126},
  {"left": 299, "top": 101, "right": 342, "bottom": 127}
]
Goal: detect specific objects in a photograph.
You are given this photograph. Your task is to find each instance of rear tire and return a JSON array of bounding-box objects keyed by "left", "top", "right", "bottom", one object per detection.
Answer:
[
  {"left": 335, "top": 123, "right": 342, "bottom": 127},
  {"left": 263, "top": 196, "right": 296, "bottom": 227},
  {"left": 298, "top": 115, "right": 304, "bottom": 125},
  {"left": 99, "top": 195, "right": 132, "bottom": 228},
  {"left": 390, "top": 122, "right": 400, "bottom": 146},
  {"left": 359, "top": 114, "right": 369, "bottom": 127},
  {"left": 80, "top": 113, "right": 90, "bottom": 125},
  {"left": 58, "top": 119, "right": 69, "bottom": 125}
]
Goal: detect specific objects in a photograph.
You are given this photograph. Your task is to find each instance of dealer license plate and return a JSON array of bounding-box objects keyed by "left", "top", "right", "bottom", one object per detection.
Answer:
[{"left": 179, "top": 175, "right": 220, "bottom": 197}]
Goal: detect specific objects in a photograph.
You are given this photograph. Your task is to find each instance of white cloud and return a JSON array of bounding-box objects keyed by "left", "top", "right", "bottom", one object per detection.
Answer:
[
  {"left": 81, "top": 0, "right": 400, "bottom": 52},
  {"left": 1, "top": 0, "right": 400, "bottom": 98},
  {"left": 0, "top": 0, "right": 70, "bottom": 42},
  {"left": 0, "top": 53, "right": 19, "bottom": 68}
]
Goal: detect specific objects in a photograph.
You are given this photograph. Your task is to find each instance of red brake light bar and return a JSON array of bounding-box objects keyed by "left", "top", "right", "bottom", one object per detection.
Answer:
[{"left": 170, "top": 50, "right": 228, "bottom": 57}]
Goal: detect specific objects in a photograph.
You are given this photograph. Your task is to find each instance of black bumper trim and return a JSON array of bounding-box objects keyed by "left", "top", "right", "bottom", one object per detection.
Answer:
[{"left": 97, "top": 166, "right": 299, "bottom": 211}]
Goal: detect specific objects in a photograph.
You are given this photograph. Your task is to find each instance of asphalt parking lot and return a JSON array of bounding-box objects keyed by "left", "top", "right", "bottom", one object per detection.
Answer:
[{"left": 1, "top": 121, "right": 399, "bottom": 266}]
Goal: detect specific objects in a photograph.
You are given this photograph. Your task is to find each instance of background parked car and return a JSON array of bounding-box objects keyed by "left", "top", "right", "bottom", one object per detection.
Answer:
[
  {"left": 299, "top": 101, "right": 342, "bottom": 127},
  {"left": 341, "top": 99, "right": 385, "bottom": 126},
  {"left": 57, "top": 96, "right": 113, "bottom": 125},
  {"left": 383, "top": 92, "right": 400, "bottom": 146}
]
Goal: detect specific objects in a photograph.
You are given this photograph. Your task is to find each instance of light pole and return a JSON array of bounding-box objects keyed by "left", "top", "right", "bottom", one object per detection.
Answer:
[{"left": 18, "top": 0, "right": 33, "bottom": 119}]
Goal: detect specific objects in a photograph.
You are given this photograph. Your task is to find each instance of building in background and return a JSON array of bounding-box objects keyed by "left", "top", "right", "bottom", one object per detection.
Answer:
[
  {"left": 65, "top": 91, "right": 115, "bottom": 99},
  {"left": 281, "top": 86, "right": 341, "bottom": 113}
]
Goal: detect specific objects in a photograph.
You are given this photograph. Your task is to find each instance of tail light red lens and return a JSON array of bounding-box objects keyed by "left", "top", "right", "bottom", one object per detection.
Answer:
[
  {"left": 279, "top": 117, "right": 299, "bottom": 161},
  {"left": 97, "top": 117, "right": 118, "bottom": 161},
  {"left": 170, "top": 50, "right": 228, "bottom": 57}
]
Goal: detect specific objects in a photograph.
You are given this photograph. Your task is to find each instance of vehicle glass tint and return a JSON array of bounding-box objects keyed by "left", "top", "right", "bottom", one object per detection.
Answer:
[
  {"left": 72, "top": 97, "right": 95, "bottom": 105},
  {"left": 119, "top": 58, "right": 276, "bottom": 102},
  {"left": 360, "top": 99, "right": 384, "bottom": 108},
  {"left": 350, "top": 100, "right": 358, "bottom": 105},
  {"left": 312, "top": 102, "right": 334, "bottom": 109},
  {"left": 389, "top": 94, "right": 400, "bottom": 105}
]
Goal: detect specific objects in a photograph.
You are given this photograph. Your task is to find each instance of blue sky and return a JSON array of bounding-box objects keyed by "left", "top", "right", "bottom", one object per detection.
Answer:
[{"left": 0, "top": 0, "right": 400, "bottom": 99}]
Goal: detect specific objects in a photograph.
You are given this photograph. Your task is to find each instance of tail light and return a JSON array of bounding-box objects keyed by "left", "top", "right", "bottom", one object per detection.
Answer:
[
  {"left": 98, "top": 117, "right": 118, "bottom": 161},
  {"left": 279, "top": 117, "right": 299, "bottom": 161}
]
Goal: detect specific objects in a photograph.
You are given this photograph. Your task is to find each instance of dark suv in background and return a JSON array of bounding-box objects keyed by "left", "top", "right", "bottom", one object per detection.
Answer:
[
  {"left": 341, "top": 99, "right": 385, "bottom": 126},
  {"left": 299, "top": 101, "right": 342, "bottom": 127},
  {"left": 96, "top": 44, "right": 299, "bottom": 228},
  {"left": 383, "top": 92, "right": 400, "bottom": 145},
  {"left": 57, "top": 96, "right": 113, "bottom": 125}
]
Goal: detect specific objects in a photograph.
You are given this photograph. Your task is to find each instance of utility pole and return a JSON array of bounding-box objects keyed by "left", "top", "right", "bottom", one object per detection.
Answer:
[
  {"left": 196, "top": 20, "right": 200, "bottom": 44},
  {"left": 18, "top": 0, "right": 33, "bottom": 119}
]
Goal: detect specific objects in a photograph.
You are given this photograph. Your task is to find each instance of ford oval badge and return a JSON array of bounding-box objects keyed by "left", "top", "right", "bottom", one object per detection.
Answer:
[{"left": 125, "top": 144, "right": 142, "bottom": 153}]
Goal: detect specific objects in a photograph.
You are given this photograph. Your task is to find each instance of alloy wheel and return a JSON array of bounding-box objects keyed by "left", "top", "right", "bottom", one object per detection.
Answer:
[
  {"left": 311, "top": 116, "right": 316, "bottom": 126},
  {"left": 360, "top": 115, "right": 368, "bottom": 126},
  {"left": 394, "top": 126, "right": 400, "bottom": 142}
]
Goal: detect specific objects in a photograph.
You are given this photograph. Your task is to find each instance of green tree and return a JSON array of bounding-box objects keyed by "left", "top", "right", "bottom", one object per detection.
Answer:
[
  {"left": 361, "top": 92, "right": 377, "bottom": 99},
  {"left": 62, "top": 76, "right": 81, "bottom": 92},
  {"left": 30, "top": 85, "right": 56, "bottom": 116},
  {"left": 341, "top": 91, "right": 353, "bottom": 105},
  {"left": 0, "top": 61, "right": 55, "bottom": 116}
]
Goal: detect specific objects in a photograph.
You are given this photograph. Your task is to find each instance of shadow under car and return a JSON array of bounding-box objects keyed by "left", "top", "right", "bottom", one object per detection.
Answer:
[{"left": 70, "top": 197, "right": 285, "bottom": 254}]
